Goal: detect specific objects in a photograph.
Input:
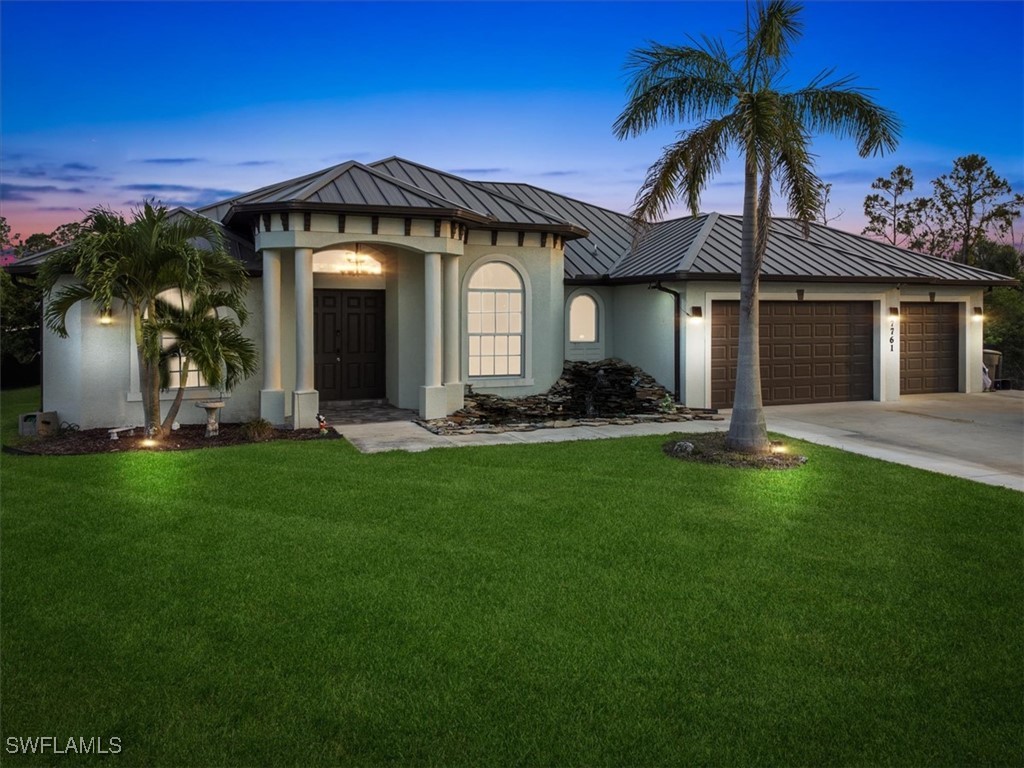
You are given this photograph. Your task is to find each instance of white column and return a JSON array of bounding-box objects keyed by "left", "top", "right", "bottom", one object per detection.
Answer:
[
  {"left": 262, "top": 249, "right": 282, "bottom": 391},
  {"left": 442, "top": 253, "right": 463, "bottom": 413},
  {"left": 292, "top": 247, "right": 318, "bottom": 428},
  {"left": 424, "top": 251, "right": 443, "bottom": 387},
  {"left": 259, "top": 249, "right": 285, "bottom": 423},
  {"left": 420, "top": 251, "right": 447, "bottom": 419}
]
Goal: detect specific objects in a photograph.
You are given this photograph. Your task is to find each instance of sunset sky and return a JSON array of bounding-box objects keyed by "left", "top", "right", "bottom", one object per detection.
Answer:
[{"left": 2, "top": 0, "right": 1022, "bottom": 241}]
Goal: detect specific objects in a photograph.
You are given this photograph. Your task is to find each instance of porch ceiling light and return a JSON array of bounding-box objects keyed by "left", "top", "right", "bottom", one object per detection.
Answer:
[{"left": 312, "top": 247, "right": 382, "bottom": 275}]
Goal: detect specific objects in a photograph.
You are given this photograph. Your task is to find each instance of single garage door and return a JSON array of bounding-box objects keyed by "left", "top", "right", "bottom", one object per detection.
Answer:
[
  {"left": 711, "top": 301, "right": 873, "bottom": 408},
  {"left": 900, "top": 302, "right": 958, "bottom": 394}
]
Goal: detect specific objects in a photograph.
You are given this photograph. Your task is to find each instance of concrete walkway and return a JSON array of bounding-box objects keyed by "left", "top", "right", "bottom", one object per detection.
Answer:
[{"left": 337, "top": 391, "right": 1024, "bottom": 492}]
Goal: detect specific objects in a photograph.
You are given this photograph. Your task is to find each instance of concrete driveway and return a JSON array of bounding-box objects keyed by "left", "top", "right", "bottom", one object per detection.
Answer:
[{"left": 761, "top": 390, "right": 1024, "bottom": 491}]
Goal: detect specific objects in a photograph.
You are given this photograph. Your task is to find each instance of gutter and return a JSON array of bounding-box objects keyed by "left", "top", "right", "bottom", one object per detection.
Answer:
[{"left": 649, "top": 281, "right": 681, "bottom": 402}]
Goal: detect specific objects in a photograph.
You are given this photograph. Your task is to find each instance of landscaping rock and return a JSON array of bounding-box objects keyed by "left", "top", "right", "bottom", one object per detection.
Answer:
[{"left": 417, "top": 359, "right": 723, "bottom": 435}]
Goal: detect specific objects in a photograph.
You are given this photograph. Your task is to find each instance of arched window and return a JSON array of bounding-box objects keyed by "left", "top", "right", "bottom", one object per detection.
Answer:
[
  {"left": 467, "top": 262, "right": 524, "bottom": 377},
  {"left": 569, "top": 294, "right": 598, "bottom": 342}
]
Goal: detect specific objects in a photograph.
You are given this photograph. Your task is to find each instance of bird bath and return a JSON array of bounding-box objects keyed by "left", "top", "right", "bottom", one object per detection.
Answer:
[{"left": 195, "top": 401, "right": 225, "bottom": 437}]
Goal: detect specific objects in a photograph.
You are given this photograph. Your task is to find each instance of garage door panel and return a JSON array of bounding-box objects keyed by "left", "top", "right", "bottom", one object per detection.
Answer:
[
  {"left": 900, "top": 303, "right": 958, "bottom": 394},
  {"left": 711, "top": 300, "right": 873, "bottom": 408}
]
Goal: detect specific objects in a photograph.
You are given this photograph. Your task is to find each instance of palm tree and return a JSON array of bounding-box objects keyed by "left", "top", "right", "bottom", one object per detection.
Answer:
[
  {"left": 39, "top": 202, "right": 252, "bottom": 438},
  {"left": 614, "top": 0, "right": 899, "bottom": 452},
  {"left": 151, "top": 290, "right": 258, "bottom": 434}
]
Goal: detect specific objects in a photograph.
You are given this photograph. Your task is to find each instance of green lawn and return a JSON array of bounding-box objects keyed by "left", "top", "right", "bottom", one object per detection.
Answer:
[{"left": 1, "top": 387, "right": 1022, "bottom": 766}]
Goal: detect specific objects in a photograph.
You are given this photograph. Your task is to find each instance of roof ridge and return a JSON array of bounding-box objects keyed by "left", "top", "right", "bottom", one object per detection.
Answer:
[
  {"left": 371, "top": 156, "right": 576, "bottom": 227},
  {"left": 678, "top": 213, "right": 717, "bottom": 272},
  {"left": 478, "top": 180, "right": 635, "bottom": 224},
  {"left": 287, "top": 160, "right": 361, "bottom": 201},
  {"left": 196, "top": 165, "right": 338, "bottom": 215}
]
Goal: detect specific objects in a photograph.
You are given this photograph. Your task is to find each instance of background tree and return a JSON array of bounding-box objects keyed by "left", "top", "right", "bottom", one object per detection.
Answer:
[
  {"left": 973, "top": 238, "right": 1024, "bottom": 386},
  {"left": 38, "top": 203, "right": 254, "bottom": 438},
  {"left": 862, "top": 164, "right": 916, "bottom": 246},
  {"left": 0, "top": 216, "right": 43, "bottom": 372},
  {"left": 907, "top": 155, "right": 1021, "bottom": 263},
  {"left": 818, "top": 182, "right": 844, "bottom": 225},
  {"left": 614, "top": 0, "right": 899, "bottom": 452}
]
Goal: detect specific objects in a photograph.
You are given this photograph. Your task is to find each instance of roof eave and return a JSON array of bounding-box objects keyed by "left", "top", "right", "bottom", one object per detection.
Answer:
[{"left": 225, "top": 201, "right": 495, "bottom": 227}]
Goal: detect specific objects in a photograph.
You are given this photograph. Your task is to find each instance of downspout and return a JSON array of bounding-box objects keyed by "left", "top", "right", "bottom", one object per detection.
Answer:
[{"left": 650, "top": 281, "right": 681, "bottom": 402}]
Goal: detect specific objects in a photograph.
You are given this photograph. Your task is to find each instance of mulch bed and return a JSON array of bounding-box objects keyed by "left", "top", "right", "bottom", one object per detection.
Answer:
[
  {"left": 4, "top": 423, "right": 341, "bottom": 456},
  {"left": 663, "top": 433, "right": 807, "bottom": 470}
]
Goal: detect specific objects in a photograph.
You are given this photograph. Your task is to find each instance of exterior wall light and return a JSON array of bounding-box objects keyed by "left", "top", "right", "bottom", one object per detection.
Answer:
[
  {"left": 99, "top": 308, "right": 113, "bottom": 325},
  {"left": 687, "top": 306, "right": 703, "bottom": 322},
  {"left": 888, "top": 307, "right": 900, "bottom": 319},
  {"left": 972, "top": 307, "right": 984, "bottom": 322}
]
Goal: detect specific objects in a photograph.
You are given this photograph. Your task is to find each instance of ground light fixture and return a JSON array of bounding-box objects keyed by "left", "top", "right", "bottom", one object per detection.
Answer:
[{"left": 769, "top": 440, "right": 788, "bottom": 454}]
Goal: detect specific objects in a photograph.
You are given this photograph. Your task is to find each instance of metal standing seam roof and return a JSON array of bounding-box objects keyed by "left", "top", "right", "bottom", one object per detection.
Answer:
[
  {"left": 602, "top": 213, "right": 1016, "bottom": 285},
  {"left": 188, "top": 157, "right": 1014, "bottom": 287},
  {"left": 476, "top": 181, "right": 634, "bottom": 278},
  {"left": 370, "top": 157, "right": 584, "bottom": 232}
]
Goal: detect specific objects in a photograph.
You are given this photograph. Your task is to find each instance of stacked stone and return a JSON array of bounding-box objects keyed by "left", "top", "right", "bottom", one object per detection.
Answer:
[{"left": 417, "top": 359, "right": 722, "bottom": 435}]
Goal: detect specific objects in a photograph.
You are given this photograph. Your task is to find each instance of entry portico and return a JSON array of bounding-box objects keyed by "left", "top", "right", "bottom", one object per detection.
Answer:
[{"left": 209, "top": 159, "right": 586, "bottom": 426}]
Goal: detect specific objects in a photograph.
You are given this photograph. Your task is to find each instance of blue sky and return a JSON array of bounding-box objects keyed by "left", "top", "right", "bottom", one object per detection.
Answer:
[{"left": 2, "top": 0, "right": 1022, "bottom": 239}]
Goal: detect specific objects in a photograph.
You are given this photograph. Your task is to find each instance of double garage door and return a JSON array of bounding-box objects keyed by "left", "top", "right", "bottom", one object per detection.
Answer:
[{"left": 710, "top": 300, "right": 959, "bottom": 408}]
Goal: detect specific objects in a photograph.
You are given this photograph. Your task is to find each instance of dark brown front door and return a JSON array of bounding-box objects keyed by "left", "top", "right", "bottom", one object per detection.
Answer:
[
  {"left": 314, "top": 289, "right": 386, "bottom": 400},
  {"left": 900, "top": 302, "right": 958, "bottom": 394},
  {"left": 711, "top": 300, "right": 874, "bottom": 408}
]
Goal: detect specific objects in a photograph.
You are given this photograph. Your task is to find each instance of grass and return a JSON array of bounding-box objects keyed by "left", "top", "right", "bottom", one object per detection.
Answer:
[{"left": 1, "top": 387, "right": 1022, "bottom": 766}]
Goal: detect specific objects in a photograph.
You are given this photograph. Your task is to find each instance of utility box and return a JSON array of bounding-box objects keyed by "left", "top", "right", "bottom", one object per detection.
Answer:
[{"left": 19, "top": 411, "right": 58, "bottom": 437}]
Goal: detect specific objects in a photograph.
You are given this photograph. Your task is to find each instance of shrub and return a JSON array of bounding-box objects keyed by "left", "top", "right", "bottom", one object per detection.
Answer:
[{"left": 242, "top": 418, "right": 275, "bottom": 442}]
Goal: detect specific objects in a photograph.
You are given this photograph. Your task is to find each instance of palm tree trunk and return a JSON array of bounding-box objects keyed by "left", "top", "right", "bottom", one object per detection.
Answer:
[
  {"left": 132, "top": 308, "right": 153, "bottom": 433},
  {"left": 142, "top": 301, "right": 163, "bottom": 438},
  {"left": 726, "top": 152, "right": 770, "bottom": 453},
  {"left": 161, "top": 359, "right": 189, "bottom": 434}
]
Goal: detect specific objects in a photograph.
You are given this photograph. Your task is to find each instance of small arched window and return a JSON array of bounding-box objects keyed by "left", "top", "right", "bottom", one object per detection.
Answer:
[
  {"left": 467, "top": 262, "right": 524, "bottom": 377},
  {"left": 569, "top": 294, "right": 598, "bottom": 342}
]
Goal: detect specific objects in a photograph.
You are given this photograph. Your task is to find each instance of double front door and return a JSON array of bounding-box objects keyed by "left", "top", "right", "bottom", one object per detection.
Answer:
[{"left": 314, "top": 290, "right": 385, "bottom": 400}]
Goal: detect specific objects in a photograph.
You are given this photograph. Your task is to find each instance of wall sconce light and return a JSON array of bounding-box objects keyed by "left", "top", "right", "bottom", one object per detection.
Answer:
[
  {"left": 687, "top": 306, "right": 703, "bottom": 322},
  {"left": 888, "top": 307, "right": 900, "bottom": 318},
  {"left": 99, "top": 308, "right": 113, "bottom": 325},
  {"left": 972, "top": 307, "right": 984, "bottom": 322},
  {"left": 796, "top": 289, "right": 805, "bottom": 301},
  {"left": 929, "top": 292, "right": 936, "bottom": 303}
]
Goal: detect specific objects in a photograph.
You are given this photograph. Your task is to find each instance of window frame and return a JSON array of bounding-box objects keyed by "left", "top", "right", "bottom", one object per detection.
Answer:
[{"left": 463, "top": 256, "right": 533, "bottom": 387}]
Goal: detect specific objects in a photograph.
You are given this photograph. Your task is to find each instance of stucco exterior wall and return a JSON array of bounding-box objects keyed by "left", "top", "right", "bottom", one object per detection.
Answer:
[
  {"left": 564, "top": 286, "right": 613, "bottom": 362},
  {"left": 460, "top": 233, "right": 566, "bottom": 398},
  {"left": 41, "top": 276, "right": 265, "bottom": 430},
  {"left": 608, "top": 282, "right": 676, "bottom": 392}
]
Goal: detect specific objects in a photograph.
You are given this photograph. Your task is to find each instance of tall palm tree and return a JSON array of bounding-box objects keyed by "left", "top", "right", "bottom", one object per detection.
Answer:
[
  {"left": 39, "top": 202, "right": 252, "bottom": 438},
  {"left": 150, "top": 290, "right": 258, "bottom": 434},
  {"left": 614, "top": 0, "right": 899, "bottom": 452}
]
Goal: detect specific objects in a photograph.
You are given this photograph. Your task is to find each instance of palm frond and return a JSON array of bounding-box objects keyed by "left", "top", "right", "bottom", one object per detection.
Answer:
[
  {"left": 614, "top": 42, "right": 738, "bottom": 139},
  {"left": 631, "top": 115, "right": 737, "bottom": 224},
  {"left": 42, "top": 283, "right": 95, "bottom": 337},
  {"left": 744, "top": 0, "right": 804, "bottom": 87},
  {"left": 785, "top": 82, "right": 901, "bottom": 158}
]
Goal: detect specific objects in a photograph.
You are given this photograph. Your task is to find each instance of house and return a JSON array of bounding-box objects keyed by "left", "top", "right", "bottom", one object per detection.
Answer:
[{"left": 12, "top": 156, "right": 1017, "bottom": 429}]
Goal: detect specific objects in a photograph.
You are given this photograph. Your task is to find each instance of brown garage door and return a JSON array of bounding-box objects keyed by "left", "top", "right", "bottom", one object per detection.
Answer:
[
  {"left": 900, "top": 303, "right": 958, "bottom": 394},
  {"left": 711, "top": 301, "right": 873, "bottom": 408}
]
